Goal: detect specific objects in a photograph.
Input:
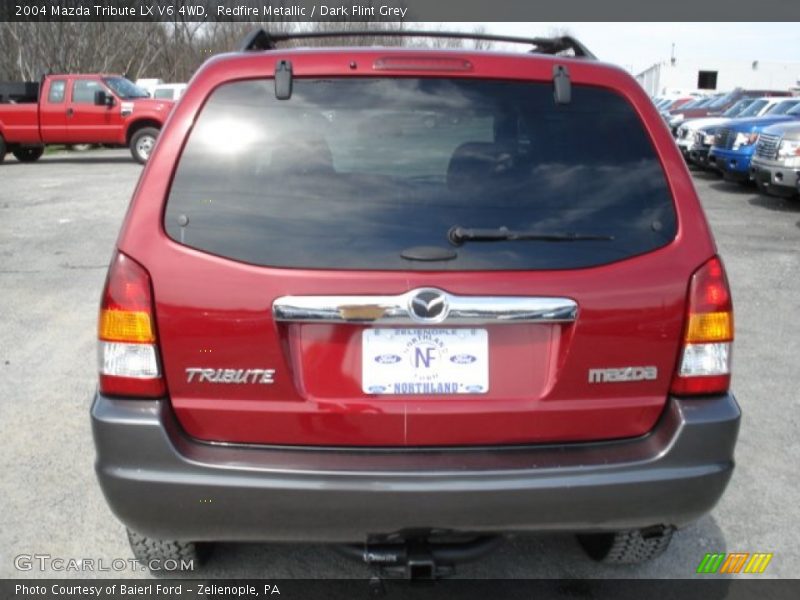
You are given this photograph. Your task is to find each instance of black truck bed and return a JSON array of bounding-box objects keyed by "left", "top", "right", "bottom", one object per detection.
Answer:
[{"left": 0, "top": 81, "right": 40, "bottom": 103}]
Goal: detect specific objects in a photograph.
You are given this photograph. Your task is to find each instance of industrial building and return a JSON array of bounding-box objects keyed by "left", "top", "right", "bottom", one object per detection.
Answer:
[{"left": 636, "top": 58, "right": 800, "bottom": 96}]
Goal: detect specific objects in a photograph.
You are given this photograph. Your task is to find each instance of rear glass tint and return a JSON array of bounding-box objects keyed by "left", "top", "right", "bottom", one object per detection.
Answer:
[{"left": 165, "top": 78, "right": 676, "bottom": 270}]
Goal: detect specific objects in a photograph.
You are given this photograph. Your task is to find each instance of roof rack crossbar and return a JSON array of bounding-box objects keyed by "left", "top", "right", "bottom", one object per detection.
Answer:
[{"left": 240, "top": 29, "right": 596, "bottom": 59}]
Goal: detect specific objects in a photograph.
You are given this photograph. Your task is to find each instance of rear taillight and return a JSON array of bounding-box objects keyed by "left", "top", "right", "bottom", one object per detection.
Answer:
[
  {"left": 671, "top": 256, "right": 733, "bottom": 396},
  {"left": 97, "top": 252, "right": 165, "bottom": 397}
]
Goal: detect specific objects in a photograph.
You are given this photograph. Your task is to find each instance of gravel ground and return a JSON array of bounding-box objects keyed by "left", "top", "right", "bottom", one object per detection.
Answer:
[{"left": 1, "top": 149, "right": 798, "bottom": 581}]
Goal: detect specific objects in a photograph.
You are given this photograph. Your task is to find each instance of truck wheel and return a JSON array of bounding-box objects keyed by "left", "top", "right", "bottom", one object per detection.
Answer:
[
  {"left": 0, "top": 135, "right": 6, "bottom": 164},
  {"left": 130, "top": 127, "right": 159, "bottom": 164},
  {"left": 577, "top": 526, "right": 674, "bottom": 564},
  {"left": 12, "top": 146, "right": 45, "bottom": 163},
  {"left": 126, "top": 528, "right": 208, "bottom": 573}
]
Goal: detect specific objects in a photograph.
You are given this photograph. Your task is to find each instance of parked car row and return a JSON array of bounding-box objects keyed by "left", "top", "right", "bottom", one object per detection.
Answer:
[
  {"left": 655, "top": 88, "right": 792, "bottom": 134},
  {"left": 659, "top": 89, "right": 800, "bottom": 198}
]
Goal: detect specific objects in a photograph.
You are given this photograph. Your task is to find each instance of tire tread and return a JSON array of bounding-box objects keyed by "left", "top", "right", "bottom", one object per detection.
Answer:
[
  {"left": 578, "top": 527, "right": 674, "bottom": 565},
  {"left": 126, "top": 528, "right": 205, "bottom": 568}
]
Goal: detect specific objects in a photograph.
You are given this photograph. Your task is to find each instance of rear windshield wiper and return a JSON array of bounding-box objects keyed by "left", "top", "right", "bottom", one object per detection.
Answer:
[{"left": 448, "top": 226, "right": 615, "bottom": 245}]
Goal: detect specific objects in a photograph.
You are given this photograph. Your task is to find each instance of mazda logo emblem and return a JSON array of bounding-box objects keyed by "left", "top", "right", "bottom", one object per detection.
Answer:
[{"left": 408, "top": 289, "right": 449, "bottom": 323}]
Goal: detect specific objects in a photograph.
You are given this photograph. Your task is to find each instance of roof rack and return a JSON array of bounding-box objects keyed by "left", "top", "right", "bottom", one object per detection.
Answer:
[{"left": 239, "top": 29, "right": 596, "bottom": 59}]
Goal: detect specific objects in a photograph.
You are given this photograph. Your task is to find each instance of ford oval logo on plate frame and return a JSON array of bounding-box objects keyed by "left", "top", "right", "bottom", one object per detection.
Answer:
[
  {"left": 374, "top": 354, "right": 402, "bottom": 365},
  {"left": 450, "top": 354, "right": 477, "bottom": 364}
]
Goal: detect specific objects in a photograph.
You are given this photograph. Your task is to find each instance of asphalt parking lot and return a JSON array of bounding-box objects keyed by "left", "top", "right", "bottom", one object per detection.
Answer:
[{"left": 1, "top": 149, "right": 798, "bottom": 580}]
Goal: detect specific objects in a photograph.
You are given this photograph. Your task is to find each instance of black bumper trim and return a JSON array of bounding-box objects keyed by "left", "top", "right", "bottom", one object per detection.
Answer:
[{"left": 92, "top": 393, "right": 740, "bottom": 542}]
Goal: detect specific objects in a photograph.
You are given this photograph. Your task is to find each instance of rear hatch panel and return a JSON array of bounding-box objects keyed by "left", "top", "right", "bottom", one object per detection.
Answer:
[
  {"left": 155, "top": 253, "right": 686, "bottom": 446},
  {"left": 121, "top": 51, "right": 715, "bottom": 447}
]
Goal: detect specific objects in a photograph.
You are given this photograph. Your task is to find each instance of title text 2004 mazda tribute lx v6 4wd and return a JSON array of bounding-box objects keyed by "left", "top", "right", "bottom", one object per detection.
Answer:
[{"left": 91, "top": 30, "right": 740, "bottom": 577}]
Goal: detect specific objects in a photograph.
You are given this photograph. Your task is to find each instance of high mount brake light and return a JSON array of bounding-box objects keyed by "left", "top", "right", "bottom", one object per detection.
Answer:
[
  {"left": 373, "top": 57, "right": 473, "bottom": 72},
  {"left": 671, "top": 256, "right": 734, "bottom": 396},
  {"left": 97, "top": 252, "right": 165, "bottom": 398}
]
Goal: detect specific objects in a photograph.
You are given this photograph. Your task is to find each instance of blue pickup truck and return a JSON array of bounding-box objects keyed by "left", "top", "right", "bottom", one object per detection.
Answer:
[{"left": 709, "top": 101, "right": 800, "bottom": 182}]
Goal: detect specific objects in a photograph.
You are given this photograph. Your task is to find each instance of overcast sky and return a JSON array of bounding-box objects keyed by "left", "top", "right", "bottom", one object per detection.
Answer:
[{"left": 435, "top": 23, "right": 800, "bottom": 75}]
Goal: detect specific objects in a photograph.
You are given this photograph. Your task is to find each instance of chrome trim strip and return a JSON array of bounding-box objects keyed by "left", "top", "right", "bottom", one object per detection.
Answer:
[{"left": 273, "top": 288, "right": 577, "bottom": 325}]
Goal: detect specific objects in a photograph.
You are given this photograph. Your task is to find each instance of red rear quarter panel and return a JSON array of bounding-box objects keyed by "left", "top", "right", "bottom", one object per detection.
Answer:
[{"left": 0, "top": 103, "right": 41, "bottom": 144}]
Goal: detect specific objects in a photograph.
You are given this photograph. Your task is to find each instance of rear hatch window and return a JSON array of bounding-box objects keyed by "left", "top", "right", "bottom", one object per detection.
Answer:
[{"left": 165, "top": 78, "right": 676, "bottom": 270}]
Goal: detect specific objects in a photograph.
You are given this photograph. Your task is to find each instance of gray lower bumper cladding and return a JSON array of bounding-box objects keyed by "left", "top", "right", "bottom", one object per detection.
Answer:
[{"left": 92, "top": 393, "right": 740, "bottom": 542}]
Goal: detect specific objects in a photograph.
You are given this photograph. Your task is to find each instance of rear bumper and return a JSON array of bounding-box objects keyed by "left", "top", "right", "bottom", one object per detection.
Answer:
[{"left": 92, "top": 392, "right": 740, "bottom": 543}]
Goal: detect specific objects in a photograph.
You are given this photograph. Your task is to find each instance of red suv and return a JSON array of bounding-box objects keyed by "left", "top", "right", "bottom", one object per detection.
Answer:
[{"left": 92, "top": 30, "right": 740, "bottom": 576}]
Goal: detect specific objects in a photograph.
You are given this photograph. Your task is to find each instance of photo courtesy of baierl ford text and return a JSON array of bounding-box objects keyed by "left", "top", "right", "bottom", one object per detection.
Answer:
[{"left": 1, "top": 1, "right": 800, "bottom": 598}]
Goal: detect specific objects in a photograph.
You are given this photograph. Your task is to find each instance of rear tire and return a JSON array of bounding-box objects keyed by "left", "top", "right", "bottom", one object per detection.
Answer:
[
  {"left": 126, "top": 528, "right": 208, "bottom": 573},
  {"left": 129, "top": 127, "right": 159, "bottom": 164},
  {"left": 577, "top": 526, "right": 674, "bottom": 564},
  {"left": 0, "top": 135, "right": 6, "bottom": 164},
  {"left": 12, "top": 146, "right": 44, "bottom": 162}
]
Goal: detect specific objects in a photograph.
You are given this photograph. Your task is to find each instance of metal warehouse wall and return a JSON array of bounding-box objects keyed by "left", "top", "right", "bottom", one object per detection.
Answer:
[{"left": 636, "top": 59, "right": 800, "bottom": 96}]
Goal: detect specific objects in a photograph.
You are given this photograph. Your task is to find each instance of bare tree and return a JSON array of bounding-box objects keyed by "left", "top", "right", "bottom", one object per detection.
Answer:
[
  {"left": 406, "top": 25, "right": 495, "bottom": 50},
  {"left": 468, "top": 26, "right": 493, "bottom": 50},
  {"left": 0, "top": 22, "right": 168, "bottom": 80},
  {"left": 0, "top": 20, "right": 493, "bottom": 85},
  {"left": 546, "top": 26, "right": 576, "bottom": 39}
]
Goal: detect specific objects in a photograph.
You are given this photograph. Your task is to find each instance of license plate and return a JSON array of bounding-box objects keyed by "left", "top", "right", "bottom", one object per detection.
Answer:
[{"left": 362, "top": 328, "right": 488, "bottom": 395}]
